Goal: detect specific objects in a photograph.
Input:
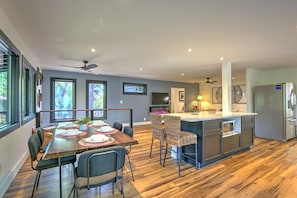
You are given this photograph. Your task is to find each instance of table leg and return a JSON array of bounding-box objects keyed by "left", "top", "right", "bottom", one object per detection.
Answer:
[{"left": 59, "top": 157, "right": 62, "bottom": 198}]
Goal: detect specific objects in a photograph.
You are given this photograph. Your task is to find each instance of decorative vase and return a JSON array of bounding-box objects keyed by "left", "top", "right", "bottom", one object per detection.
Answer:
[{"left": 79, "top": 124, "right": 87, "bottom": 131}]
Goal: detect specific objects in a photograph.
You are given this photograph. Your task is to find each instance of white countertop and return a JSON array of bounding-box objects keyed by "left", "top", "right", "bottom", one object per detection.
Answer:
[{"left": 166, "top": 112, "right": 257, "bottom": 122}]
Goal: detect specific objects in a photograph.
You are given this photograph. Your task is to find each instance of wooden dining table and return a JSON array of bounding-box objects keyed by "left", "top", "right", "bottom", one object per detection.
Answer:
[{"left": 43, "top": 125, "right": 138, "bottom": 198}]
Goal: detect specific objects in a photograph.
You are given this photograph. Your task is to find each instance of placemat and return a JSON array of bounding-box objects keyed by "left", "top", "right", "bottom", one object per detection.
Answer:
[
  {"left": 93, "top": 129, "right": 118, "bottom": 135},
  {"left": 78, "top": 137, "right": 115, "bottom": 147},
  {"left": 56, "top": 131, "right": 87, "bottom": 139}
]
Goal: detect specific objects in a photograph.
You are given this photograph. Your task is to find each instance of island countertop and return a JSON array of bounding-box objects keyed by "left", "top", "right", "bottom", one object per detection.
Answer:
[{"left": 167, "top": 112, "right": 257, "bottom": 122}]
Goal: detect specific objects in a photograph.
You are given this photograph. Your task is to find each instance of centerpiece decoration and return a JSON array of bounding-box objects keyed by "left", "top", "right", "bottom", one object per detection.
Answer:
[{"left": 75, "top": 117, "right": 91, "bottom": 131}]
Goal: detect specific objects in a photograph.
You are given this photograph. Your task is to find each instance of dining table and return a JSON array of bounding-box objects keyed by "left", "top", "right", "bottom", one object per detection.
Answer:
[{"left": 42, "top": 123, "right": 138, "bottom": 198}]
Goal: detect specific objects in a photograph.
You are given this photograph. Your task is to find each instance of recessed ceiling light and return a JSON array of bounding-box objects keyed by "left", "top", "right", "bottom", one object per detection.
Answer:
[
  {"left": 188, "top": 48, "right": 192, "bottom": 52},
  {"left": 181, "top": 73, "right": 184, "bottom": 76},
  {"left": 91, "top": 48, "right": 96, "bottom": 52},
  {"left": 139, "top": 68, "right": 143, "bottom": 71},
  {"left": 220, "top": 57, "right": 224, "bottom": 61}
]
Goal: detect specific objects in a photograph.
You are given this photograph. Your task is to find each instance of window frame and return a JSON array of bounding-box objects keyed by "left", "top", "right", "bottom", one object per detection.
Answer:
[
  {"left": 0, "top": 29, "right": 20, "bottom": 138},
  {"left": 50, "top": 77, "right": 77, "bottom": 123},
  {"left": 21, "top": 56, "right": 36, "bottom": 124},
  {"left": 86, "top": 80, "right": 107, "bottom": 119}
]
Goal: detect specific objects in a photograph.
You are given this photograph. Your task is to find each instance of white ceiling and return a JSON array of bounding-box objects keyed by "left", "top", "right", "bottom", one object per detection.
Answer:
[{"left": 1, "top": 0, "right": 297, "bottom": 83}]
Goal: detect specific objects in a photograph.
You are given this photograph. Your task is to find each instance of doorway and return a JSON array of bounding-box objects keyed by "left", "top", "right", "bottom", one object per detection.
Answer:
[{"left": 170, "top": 87, "right": 185, "bottom": 113}]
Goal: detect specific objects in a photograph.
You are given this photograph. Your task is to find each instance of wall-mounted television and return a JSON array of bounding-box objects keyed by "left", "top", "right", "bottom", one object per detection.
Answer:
[{"left": 152, "top": 92, "right": 170, "bottom": 105}]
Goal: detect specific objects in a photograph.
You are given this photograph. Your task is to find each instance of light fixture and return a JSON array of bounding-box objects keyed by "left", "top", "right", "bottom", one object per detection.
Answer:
[
  {"left": 220, "top": 57, "right": 224, "bottom": 61},
  {"left": 188, "top": 48, "right": 192, "bottom": 52},
  {"left": 91, "top": 48, "right": 96, "bottom": 52}
]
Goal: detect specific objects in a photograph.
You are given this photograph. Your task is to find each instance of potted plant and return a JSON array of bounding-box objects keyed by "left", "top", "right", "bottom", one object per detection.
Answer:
[{"left": 76, "top": 117, "right": 91, "bottom": 130}]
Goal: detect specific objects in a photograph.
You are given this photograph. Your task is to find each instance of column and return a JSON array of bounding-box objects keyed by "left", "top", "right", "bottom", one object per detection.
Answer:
[{"left": 222, "top": 61, "right": 232, "bottom": 113}]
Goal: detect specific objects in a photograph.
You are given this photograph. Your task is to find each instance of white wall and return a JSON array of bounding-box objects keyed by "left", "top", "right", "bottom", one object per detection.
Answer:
[
  {"left": 199, "top": 78, "right": 247, "bottom": 112},
  {"left": 171, "top": 87, "right": 185, "bottom": 113},
  {"left": 246, "top": 67, "right": 297, "bottom": 112},
  {"left": 0, "top": 8, "right": 37, "bottom": 197}
]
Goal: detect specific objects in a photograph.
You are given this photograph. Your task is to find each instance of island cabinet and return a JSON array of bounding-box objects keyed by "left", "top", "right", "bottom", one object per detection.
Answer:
[
  {"left": 241, "top": 115, "right": 255, "bottom": 148},
  {"left": 181, "top": 120, "right": 222, "bottom": 166},
  {"left": 223, "top": 134, "right": 241, "bottom": 155},
  {"left": 180, "top": 114, "right": 256, "bottom": 167},
  {"left": 202, "top": 120, "right": 222, "bottom": 164}
]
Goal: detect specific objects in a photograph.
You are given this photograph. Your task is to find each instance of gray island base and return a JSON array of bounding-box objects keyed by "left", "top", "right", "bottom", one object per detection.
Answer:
[{"left": 167, "top": 112, "right": 256, "bottom": 167}]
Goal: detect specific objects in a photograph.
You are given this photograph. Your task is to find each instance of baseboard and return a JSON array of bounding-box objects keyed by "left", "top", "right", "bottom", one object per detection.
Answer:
[
  {"left": 123, "top": 121, "right": 151, "bottom": 127},
  {"left": 0, "top": 151, "right": 28, "bottom": 197}
]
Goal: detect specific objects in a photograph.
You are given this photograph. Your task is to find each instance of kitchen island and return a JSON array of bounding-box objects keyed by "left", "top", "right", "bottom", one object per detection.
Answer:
[{"left": 168, "top": 112, "right": 257, "bottom": 167}]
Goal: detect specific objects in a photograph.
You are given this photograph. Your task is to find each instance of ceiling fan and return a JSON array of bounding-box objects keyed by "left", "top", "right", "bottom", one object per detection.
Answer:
[
  {"left": 60, "top": 60, "right": 98, "bottom": 72},
  {"left": 205, "top": 77, "right": 217, "bottom": 84}
]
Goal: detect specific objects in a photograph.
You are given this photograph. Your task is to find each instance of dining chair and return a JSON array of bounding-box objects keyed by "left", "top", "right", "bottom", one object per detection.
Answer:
[
  {"left": 149, "top": 113, "right": 166, "bottom": 165},
  {"left": 72, "top": 146, "right": 126, "bottom": 198},
  {"left": 162, "top": 114, "right": 199, "bottom": 176},
  {"left": 35, "top": 127, "right": 48, "bottom": 152},
  {"left": 28, "top": 133, "right": 76, "bottom": 198},
  {"left": 113, "top": 122, "right": 123, "bottom": 131},
  {"left": 123, "top": 126, "right": 135, "bottom": 181}
]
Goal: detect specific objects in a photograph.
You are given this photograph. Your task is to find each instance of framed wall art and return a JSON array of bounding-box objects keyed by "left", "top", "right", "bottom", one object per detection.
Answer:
[{"left": 123, "top": 82, "right": 147, "bottom": 95}]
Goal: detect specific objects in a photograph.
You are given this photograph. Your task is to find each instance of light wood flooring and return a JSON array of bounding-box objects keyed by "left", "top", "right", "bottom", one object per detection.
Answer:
[{"left": 4, "top": 124, "right": 297, "bottom": 198}]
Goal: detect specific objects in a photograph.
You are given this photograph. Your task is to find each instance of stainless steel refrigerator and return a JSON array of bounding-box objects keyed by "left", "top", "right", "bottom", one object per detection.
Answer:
[{"left": 254, "top": 82, "right": 296, "bottom": 141}]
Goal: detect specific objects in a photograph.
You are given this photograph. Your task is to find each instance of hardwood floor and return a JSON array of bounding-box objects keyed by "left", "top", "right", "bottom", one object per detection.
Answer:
[{"left": 4, "top": 124, "right": 297, "bottom": 198}]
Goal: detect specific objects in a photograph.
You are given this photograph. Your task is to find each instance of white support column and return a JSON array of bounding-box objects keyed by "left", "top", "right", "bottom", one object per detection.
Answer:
[{"left": 222, "top": 61, "right": 232, "bottom": 113}]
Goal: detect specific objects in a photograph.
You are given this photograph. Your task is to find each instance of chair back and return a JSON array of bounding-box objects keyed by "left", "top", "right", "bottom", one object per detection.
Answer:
[
  {"left": 113, "top": 122, "right": 123, "bottom": 131},
  {"left": 150, "top": 113, "right": 165, "bottom": 140},
  {"left": 28, "top": 133, "right": 42, "bottom": 163},
  {"left": 36, "top": 128, "right": 44, "bottom": 144},
  {"left": 77, "top": 146, "right": 125, "bottom": 178},
  {"left": 123, "top": 126, "right": 133, "bottom": 137},
  {"left": 163, "top": 115, "right": 181, "bottom": 136}
]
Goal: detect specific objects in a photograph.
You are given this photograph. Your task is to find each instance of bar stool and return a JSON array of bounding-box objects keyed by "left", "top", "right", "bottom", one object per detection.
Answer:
[
  {"left": 163, "top": 114, "right": 199, "bottom": 176},
  {"left": 149, "top": 113, "right": 166, "bottom": 165}
]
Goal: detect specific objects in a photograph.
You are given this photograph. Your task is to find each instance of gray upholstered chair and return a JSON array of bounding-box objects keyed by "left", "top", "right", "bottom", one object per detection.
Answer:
[
  {"left": 72, "top": 146, "right": 126, "bottom": 198},
  {"left": 123, "top": 126, "right": 135, "bottom": 181},
  {"left": 28, "top": 133, "right": 76, "bottom": 198},
  {"left": 149, "top": 113, "right": 166, "bottom": 165},
  {"left": 36, "top": 127, "right": 49, "bottom": 152},
  {"left": 113, "top": 122, "right": 123, "bottom": 131},
  {"left": 162, "top": 114, "right": 199, "bottom": 176}
]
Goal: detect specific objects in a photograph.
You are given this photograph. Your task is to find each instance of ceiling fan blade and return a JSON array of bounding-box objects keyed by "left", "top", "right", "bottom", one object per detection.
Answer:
[{"left": 85, "top": 64, "right": 97, "bottom": 69}]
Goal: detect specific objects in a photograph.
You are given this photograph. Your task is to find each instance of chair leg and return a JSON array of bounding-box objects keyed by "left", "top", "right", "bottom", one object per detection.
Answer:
[
  {"left": 195, "top": 143, "right": 200, "bottom": 169},
  {"left": 35, "top": 170, "right": 42, "bottom": 189},
  {"left": 163, "top": 143, "right": 168, "bottom": 167},
  {"left": 31, "top": 171, "right": 41, "bottom": 198},
  {"left": 159, "top": 140, "right": 162, "bottom": 165},
  {"left": 149, "top": 137, "right": 154, "bottom": 158},
  {"left": 126, "top": 153, "right": 135, "bottom": 181},
  {"left": 178, "top": 147, "right": 181, "bottom": 177}
]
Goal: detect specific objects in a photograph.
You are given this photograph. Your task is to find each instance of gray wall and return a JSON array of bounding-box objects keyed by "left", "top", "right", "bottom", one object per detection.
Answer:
[{"left": 42, "top": 70, "right": 199, "bottom": 123}]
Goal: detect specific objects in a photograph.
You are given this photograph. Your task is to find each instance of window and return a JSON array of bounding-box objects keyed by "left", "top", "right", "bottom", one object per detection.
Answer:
[
  {"left": 0, "top": 29, "right": 20, "bottom": 138},
  {"left": 86, "top": 80, "right": 107, "bottom": 119},
  {"left": 22, "top": 56, "right": 36, "bottom": 124},
  {"left": 50, "top": 78, "right": 76, "bottom": 122}
]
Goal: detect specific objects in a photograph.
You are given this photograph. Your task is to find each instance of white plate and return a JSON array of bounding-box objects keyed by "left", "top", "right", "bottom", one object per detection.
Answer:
[
  {"left": 92, "top": 122, "right": 106, "bottom": 127},
  {"left": 61, "top": 123, "right": 78, "bottom": 128},
  {"left": 60, "top": 129, "right": 82, "bottom": 136},
  {"left": 85, "top": 134, "right": 109, "bottom": 143},
  {"left": 97, "top": 126, "right": 114, "bottom": 132}
]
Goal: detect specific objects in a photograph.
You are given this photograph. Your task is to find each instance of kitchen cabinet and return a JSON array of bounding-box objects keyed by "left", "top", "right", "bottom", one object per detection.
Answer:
[
  {"left": 203, "top": 120, "right": 222, "bottom": 164},
  {"left": 241, "top": 115, "right": 255, "bottom": 148},
  {"left": 180, "top": 112, "right": 256, "bottom": 167},
  {"left": 223, "top": 134, "right": 241, "bottom": 155}
]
